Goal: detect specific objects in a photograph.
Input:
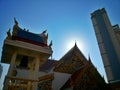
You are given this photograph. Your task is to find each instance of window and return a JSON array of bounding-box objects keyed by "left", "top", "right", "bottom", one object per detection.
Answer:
[{"left": 19, "top": 56, "right": 28, "bottom": 68}]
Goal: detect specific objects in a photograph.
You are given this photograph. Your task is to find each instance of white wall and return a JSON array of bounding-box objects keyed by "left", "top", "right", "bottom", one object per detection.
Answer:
[
  {"left": 16, "top": 69, "right": 30, "bottom": 79},
  {"left": 52, "top": 72, "right": 71, "bottom": 90}
]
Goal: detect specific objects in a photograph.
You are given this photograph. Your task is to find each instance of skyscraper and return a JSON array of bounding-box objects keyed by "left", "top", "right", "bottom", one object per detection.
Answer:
[
  {"left": 91, "top": 8, "right": 120, "bottom": 83},
  {"left": 0, "top": 64, "right": 3, "bottom": 78}
]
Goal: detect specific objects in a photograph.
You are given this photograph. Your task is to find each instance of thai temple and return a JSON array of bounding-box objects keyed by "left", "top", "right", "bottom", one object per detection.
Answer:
[{"left": 1, "top": 18, "right": 111, "bottom": 90}]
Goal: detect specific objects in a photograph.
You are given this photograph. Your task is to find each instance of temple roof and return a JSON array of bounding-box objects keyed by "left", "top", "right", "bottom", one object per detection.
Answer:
[
  {"left": 59, "top": 43, "right": 87, "bottom": 62},
  {"left": 39, "top": 59, "right": 58, "bottom": 72},
  {"left": 39, "top": 43, "right": 89, "bottom": 73},
  {"left": 14, "top": 27, "right": 44, "bottom": 44},
  {"left": 60, "top": 62, "right": 106, "bottom": 90},
  {"left": 10, "top": 18, "right": 48, "bottom": 47},
  {"left": 54, "top": 43, "right": 89, "bottom": 74},
  {"left": 1, "top": 19, "right": 53, "bottom": 64}
]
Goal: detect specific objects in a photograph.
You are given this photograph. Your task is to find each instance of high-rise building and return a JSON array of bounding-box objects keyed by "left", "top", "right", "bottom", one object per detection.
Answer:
[
  {"left": 0, "top": 64, "right": 3, "bottom": 78},
  {"left": 91, "top": 8, "right": 120, "bottom": 83}
]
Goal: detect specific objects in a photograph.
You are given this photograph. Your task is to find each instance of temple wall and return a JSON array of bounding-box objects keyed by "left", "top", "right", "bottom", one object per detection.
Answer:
[{"left": 52, "top": 72, "right": 71, "bottom": 90}]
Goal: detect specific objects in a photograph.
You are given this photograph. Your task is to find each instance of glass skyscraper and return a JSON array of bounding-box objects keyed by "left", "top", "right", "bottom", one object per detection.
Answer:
[{"left": 91, "top": 8, "right": 120, "bottom": 83}]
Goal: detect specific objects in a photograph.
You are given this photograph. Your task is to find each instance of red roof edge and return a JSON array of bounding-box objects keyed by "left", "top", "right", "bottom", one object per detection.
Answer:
[{"left": 12, "top": 36, "right": 47, "bottom": 47}]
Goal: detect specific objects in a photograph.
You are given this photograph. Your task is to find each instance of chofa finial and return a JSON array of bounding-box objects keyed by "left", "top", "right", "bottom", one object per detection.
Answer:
[
  {"left": 14, "top": 17, "right": 18, "bottom": 25},
  {"left": 13, "top": 17, "right": 19, "bottom": 34},
  {"left": 88, "top": 54, "right": 91, "bottom": 61},
  {"left": 49, "top": 40, "right": 53, "bottom": 47},
  {"left": 6, "top": 28, "right": 11, "bottom": 39},
  {"left": 75, "top": 40, "right": 77, "bottom": 47},
  {"left": 42, "top": 30, "right": 47, "bottom": 34}
]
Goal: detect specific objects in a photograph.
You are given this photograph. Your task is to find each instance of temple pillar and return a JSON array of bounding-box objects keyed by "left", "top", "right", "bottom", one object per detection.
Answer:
[
  {"left": 29, "top": 60, "right": 34, "bottom": 79},
  {"left": 33, "top": 56, "right": 40, "bottom": 90},
  {"left": 27, "top": 81, "right": 32, "bottom": 90},
  {"left": 3, "top": 51, "right": 17, "bottom": 90},
  {"left": 8, "top": 51, "right": 17, "bottom": 76}
]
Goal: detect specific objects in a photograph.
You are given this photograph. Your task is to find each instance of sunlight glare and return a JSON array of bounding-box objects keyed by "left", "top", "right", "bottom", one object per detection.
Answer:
[{"left": 67, "top": 40, "right": 84, "bottom": 51}]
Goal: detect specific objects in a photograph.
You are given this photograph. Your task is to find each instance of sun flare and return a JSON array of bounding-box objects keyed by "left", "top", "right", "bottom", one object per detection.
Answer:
[{"left": 67, "top": 40, "right": 83, "bottom": 51}]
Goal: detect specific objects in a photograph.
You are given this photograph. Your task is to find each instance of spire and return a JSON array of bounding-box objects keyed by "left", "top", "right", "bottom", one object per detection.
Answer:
[
  {"left": 75, "top": 40, "right": 77, "bottom": 46},
  {"left": 74, "top": 40, "right": 77, "bottom": 48}
]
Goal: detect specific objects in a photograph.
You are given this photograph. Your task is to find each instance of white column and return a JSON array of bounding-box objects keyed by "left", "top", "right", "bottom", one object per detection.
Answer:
[
  {"left": 33, "top": 56, "right": 40, "bottom": 90},
  {"left": 29, "top": 60, "right": 34, "bottom": 79},
  {"left": 3, "top": 51, "right": 17, "bottom": 90},
  {"left": 27, "top": 81, "right": 32, "bottom": 90},
  {"left": 7, "top": 51, "right": 17, "bottom": 76}
]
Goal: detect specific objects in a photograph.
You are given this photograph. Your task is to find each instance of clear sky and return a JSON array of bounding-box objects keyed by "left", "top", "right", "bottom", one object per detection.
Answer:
[{"left": 0, "top": 0, "right": 120, "bottom": 89}]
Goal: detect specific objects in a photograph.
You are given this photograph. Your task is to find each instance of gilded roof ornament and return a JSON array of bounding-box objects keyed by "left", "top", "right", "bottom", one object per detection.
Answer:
[
  {"left": 14, "top": 17, "right": 18, "bottom": 25},
  {"left": 75, "top": 40, "right": 77, "bottom": 47},
  {"left": 6, "top": 28, "right": 11, "bottom": 39},
  {"left": 88, "top": 54, "right": 91, "bottom": 62},
  {"left": 46, "top": 33, "right": 48, "bottom": 39},
  {"left": 42, "top": 30, "right": 47, "bottom": 34},
  {"left": 49, "top": 40, "right": 53, "bottom": 47},
  {"left": 13, "top": 18, "right": 19, "bottom": 35}
]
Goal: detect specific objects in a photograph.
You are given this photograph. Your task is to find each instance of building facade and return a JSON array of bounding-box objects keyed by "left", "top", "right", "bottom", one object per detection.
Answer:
[
  {"left": 0, "top": 64, "right": 3, "bottom": 78},
  {"left": 91, "top": 8, "right": 120, "bottom": 83}
]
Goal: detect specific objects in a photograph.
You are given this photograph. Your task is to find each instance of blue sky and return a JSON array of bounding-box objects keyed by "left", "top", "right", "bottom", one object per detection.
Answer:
[{"left": 0, "top": 0, "right": 120, "bottom": 89}]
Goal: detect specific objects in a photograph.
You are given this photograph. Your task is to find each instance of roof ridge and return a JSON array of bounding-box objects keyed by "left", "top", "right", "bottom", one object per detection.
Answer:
[{"left": 59, "top": 44, "right": 76, "bottom": 61}]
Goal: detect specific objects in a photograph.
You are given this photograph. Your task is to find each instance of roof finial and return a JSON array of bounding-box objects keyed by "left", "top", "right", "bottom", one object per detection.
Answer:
[
  {"left": 88, "top": 54, "right": 91, "bottom": 62},
  {"left": 75, "top": 40, "right": 77, "bottom": 47},
  {"left": 6, "top": 28, "right": 11, "bottom": 39},
  {"left": 49, "top": 40, "right": 53, "bottom": 48},
  {"left": 13, "top": 17, "right": 19, "bottom": 32},
  {"left": 42, "top": 30, "right": 47, "bottom": 34},
  {"left": 46, "top": 33, "right": 48, "bottom": 39},
  {"left": 14, "top": 17, "right": 18, "bottom": 25}
]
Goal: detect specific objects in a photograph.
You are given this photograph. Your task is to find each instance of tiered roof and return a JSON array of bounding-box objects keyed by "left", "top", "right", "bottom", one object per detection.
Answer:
[
  {"left": 1, "top": 18, "right": 53, "bottom": 64},
  {"left": 9, "top": 18, "right": 49, "bottom": 47}
]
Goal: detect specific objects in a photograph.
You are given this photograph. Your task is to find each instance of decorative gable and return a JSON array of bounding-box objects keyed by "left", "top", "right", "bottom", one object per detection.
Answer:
[
  {"left": 60, "top": 62, "right": 107, "bottom": 90},
  {"left": 54, "top": 43, "right": 88, "bottom": 74}
]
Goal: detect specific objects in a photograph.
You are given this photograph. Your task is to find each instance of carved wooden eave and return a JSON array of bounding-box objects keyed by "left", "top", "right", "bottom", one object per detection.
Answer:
[
  {"left": 1, "top": 39, "right": 53, "bottom": 63},
  {"left": 4, "top": 39, "right": 52, "bottom": 55},
  {"left": 6, "top": 76, "right": 37, "bottom": 82},
  {"left": 6, "top": 73, "right": 54, "bottom": 83},
  {"left": 38, "top": 73, "right": 54, "bottom": 82}
]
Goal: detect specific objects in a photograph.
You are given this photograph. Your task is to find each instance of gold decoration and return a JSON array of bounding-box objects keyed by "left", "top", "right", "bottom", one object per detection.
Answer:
[
  {"left": 6, "top": 28, "right": 12, "bottom": 39},
  {"left": 12, "top": 18, "right": 18, "bottom": 36},
  {"left": 49, "top": 40, "right": 53, "bottom": 47}
]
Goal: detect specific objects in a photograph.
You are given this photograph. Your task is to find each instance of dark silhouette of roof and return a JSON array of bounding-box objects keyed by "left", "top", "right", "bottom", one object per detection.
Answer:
[
  {"left": 12, "top": 18, "right": 47, "bottom": 46},
  {"left": 39, "top": 59, "right": 58, "bottom": 72}
]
